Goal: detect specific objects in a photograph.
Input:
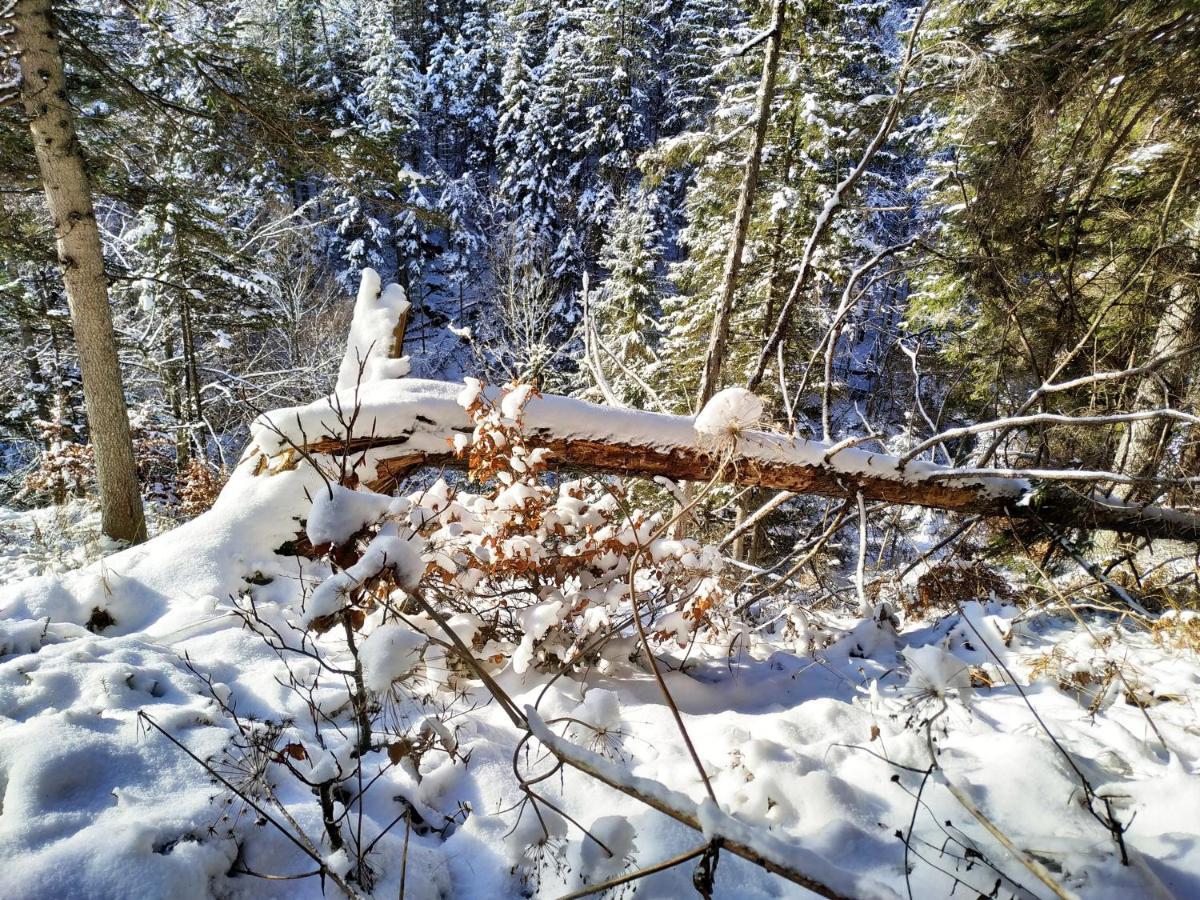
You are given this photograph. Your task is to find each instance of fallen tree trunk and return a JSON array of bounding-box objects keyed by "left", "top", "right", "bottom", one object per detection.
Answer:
[{"left": 244, "top": 378, "right": 1200, "bottom": 543}]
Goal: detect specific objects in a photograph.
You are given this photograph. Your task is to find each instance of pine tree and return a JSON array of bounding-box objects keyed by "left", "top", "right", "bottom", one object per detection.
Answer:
[
  {"left": 424, "top": 0, "right": 499, "bottom": 175},
  {"left": 908, "top": 0, "right": 1200, "bottom": 477},
  {"left": 658, "top": 0, "right": 740, "bottom": 133},
  {"left": 591, "top": 191, "right": 662, "bottom": 405},
  {"left": 359, "top": 0, "right": 421, "bottom": 143},
  {"left": 495, "top": 28, "right": 560, "bottom": 268},
  {"left": 657, "top": 0, "right": 899, "bottom": 417}
]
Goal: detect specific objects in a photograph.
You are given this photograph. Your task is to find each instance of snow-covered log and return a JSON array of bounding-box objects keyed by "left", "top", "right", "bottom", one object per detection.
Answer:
[{"left": 245, "top": 379, "right": 1200, "bottom": 542}]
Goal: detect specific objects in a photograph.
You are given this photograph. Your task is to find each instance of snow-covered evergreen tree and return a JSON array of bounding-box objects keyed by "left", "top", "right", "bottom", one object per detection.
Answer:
[
  {"left": 657, "top": 0, "right": 899, "bottom": 416},
  {"left": 494, "top": 27, "right": 561, "bottom": 269},
  {"left": 591, "top": 191, "right": 663, "bottom": 405}
]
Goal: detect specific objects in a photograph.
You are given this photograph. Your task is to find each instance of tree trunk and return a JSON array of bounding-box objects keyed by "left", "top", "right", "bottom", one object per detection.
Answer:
[
  {"left": 14, "top": 0, "right": 147, "bottom": 544},
  {"left": 345, "top": 435, "right": 1200, "bottom": 542},
  {"left": 180, "top": 293, "right": 205, "bottom": 462},
  {"left": 1112, "top": 277, "right": 1199, "bottom": 502},
  {"left": 163, "top": 331, "right": 190, "bottom": 470},
  {"left": 1176, "top": 375, "right": 1200, "bottom": 497},
  {"left": 695, "top": 0, "right": 786, "bottom": 410},
  {"left": 17, "top": 315, "right": 52, "bottom": 430}
]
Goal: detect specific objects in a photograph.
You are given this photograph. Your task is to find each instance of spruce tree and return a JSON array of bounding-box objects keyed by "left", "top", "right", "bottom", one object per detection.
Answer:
[{"left": 592, "top": 191, "right": 663, "bottom": 405}]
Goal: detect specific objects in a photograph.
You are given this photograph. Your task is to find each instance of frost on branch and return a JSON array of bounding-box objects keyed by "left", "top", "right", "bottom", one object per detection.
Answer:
[{"left": 335, "top": 267, "right": 412, "bottom": 391}]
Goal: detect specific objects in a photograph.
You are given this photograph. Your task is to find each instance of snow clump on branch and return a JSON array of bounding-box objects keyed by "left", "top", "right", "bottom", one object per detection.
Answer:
[
  {"left": 901, "top": 644, "right": 974, "bottom": 705},
  {"left": 359, "top": 623, "right": 425, "bottom": 692},
  {"left": 335, "top": 268, "right": 411, "bottom": 391},
  {"left": 694, "top": 387, "right": 764, "bottom": 449}
]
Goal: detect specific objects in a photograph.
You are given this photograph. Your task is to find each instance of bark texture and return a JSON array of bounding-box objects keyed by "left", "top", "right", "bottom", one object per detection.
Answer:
[
  {"left": 1112, "top": 277, "right": 1200, "bottom": 502},
  {"left": 695, "top": 0, "right": 786, "bottom": 409},
  {"left": 14, "top": 0, "right": 146, "bottom": 543}
]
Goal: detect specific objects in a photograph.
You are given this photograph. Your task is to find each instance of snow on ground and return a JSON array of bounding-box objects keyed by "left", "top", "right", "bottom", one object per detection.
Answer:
[
  {"left": 1, "top": 394, "right": 1199, "bottom": 898},
  {"left": 0, "top": 625, "right": 237, "bottom": 900},
  {"left": 2, "top": 566, "right": 1197, "bottom": 898},
  {"left": 0, "top": 499, "right": 182, "bottom": 587},
  {"left": 0, "top": 502, "right": 106, "bottom": 584}
]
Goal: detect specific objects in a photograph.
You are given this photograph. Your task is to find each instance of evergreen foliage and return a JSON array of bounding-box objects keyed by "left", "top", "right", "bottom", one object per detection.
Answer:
[{"left": 3, "top": 0, "right": 1199, "bottom": 518}]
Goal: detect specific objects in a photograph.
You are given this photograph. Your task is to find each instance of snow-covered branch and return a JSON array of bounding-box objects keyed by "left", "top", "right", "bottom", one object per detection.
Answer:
[
  {"left": 525, "top": 708, "right": 898, "bottom": 900},
  {"left": 898, "top": 409, "right": 1200, "bottom": 467}
]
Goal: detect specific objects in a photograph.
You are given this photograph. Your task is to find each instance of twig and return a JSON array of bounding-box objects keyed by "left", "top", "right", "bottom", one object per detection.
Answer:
[
  {"left": 855, "top": 492, "right": 870, "bottom": 614},
  {"left": 137, "top": 712, "right": 365, "bottom": 900},
  {"left": 719, "top": 489, "right": 792, "bottom": 550},
  {"left": 556, "top": 843, "right": 711, "bottom": 900},
  {"left": 624, "top": 465, "right": 730, "bottom": 804},
  {"left": 919, "top": 703, "right": 1075, "bottom": 900}
]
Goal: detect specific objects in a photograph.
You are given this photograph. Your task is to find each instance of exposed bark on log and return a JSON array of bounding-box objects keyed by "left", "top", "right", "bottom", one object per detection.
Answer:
[{"left": 390, "top": 300, "right": 409, "bottom": 359}]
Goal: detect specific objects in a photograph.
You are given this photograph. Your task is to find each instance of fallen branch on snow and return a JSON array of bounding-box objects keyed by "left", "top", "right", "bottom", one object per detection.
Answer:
[{"left": 524, "top": 707, "right": 899, "bottom": 900}]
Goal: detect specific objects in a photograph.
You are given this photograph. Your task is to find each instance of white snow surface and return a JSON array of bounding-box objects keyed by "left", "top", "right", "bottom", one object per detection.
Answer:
[
  {"left": 307, "top": 484, "right": 400, "bottom": 547},
  {"left": 693, "top": 387, "right": 765, "bottom": 439},
  {"left": 359, "top": 623, "right": 424, "bottom": 692},
  {"left": 1, "top": 382, "right": 1199, "bottom": 898},
  {"left": 0, "top": 624, "right": 239, "bottom": 899},
  {"left": 336, "top": 268, "right": 412, "bottom": 392}
]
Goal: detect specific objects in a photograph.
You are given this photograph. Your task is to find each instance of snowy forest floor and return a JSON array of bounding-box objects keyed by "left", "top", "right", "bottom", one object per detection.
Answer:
[
  {"left": 0, "top": 502, "right": 183, "bottom": 585},
  {"left": 1, "top": 493, "right": 1199, "bottom": 899},
  {"left": 0, "top": 502, "right": 111, "bottom": 584}
]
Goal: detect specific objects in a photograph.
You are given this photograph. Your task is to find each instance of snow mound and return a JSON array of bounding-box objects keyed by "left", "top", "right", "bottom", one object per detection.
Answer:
[
  {"left": 694, "top": 387, "right": 764, "bottom": 440},
  {"left": 306, "top": 483, "right": 399, "bottom": 547},
  {"left": 336, "top": 268, "right": 411, "bottom": 391}
]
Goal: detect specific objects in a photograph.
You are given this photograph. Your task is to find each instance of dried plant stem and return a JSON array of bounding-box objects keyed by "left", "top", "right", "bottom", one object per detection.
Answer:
[{"left": 555, "top": 843, "right": 710, "bottom": 900}]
